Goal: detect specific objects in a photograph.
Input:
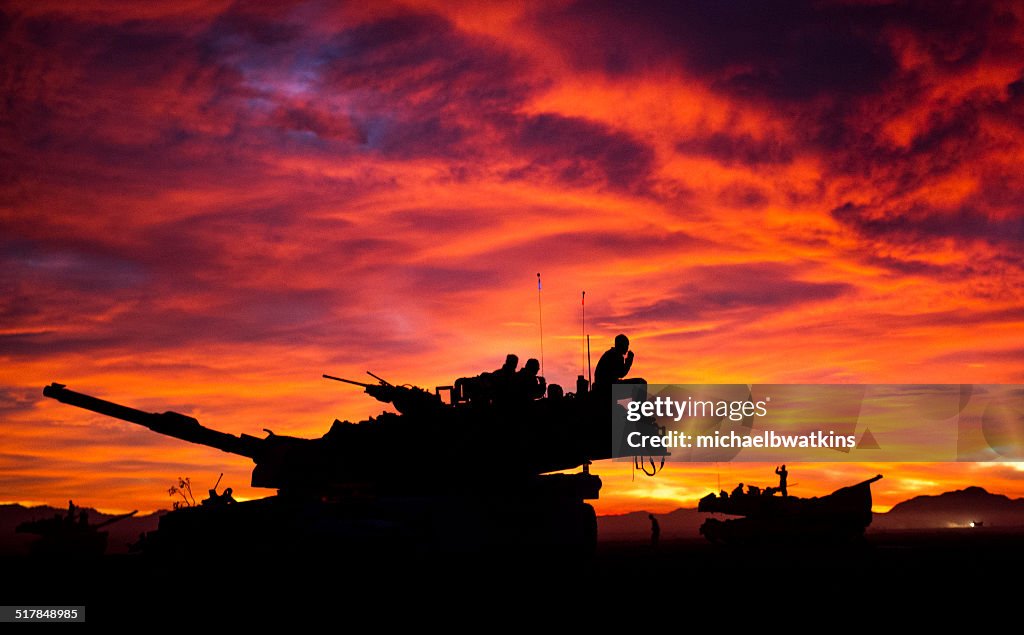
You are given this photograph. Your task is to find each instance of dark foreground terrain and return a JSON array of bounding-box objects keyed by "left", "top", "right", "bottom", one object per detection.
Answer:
[{"left": 2, "top": 528, "right": 1019, "bottom": 625}]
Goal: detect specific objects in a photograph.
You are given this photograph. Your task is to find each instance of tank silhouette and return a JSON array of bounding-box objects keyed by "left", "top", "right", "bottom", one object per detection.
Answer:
[
  {"left": 42, "top": 370, "right": 619, "bottom": 558},
  {"left": 697, "top": 475, "right": 883, "bottom": 544},
  {"left": 16, "top": 504, "right": 138, "bottom": 557}
]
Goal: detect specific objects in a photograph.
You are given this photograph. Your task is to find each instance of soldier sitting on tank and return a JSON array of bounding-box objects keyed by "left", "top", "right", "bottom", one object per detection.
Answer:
[
  {"left": 731, "top": 483, "right": 745, "bottom": 498},
  {"left": 487, "top": 354, "right": 521, "bottom": 402},
  {"left": 593, "top": 334, "right": 646, "bottom": 400},
  {"left": 511, "top": 358, "right": 547, "bottom": 401},
  {"left": 455, "top": 354, "right": 518, "bottom": 404}
]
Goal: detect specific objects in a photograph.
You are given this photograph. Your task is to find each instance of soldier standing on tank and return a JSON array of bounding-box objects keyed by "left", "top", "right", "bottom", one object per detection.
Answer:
[{"left": 775, "top": 464, "right": 789, "bottom": 497}]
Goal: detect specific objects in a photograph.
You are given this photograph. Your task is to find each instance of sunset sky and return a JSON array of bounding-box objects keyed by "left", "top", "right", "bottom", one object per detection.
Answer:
[{"left": 2, "top": 1, "right": 1023, "bottom": 515}]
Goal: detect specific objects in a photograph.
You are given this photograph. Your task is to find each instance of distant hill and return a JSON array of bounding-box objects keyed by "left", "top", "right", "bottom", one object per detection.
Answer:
[
  {"left": 0, "top": 504, "right": 163, "bottom": 555},
  {"left": 598, "top": 507, "right": 704, "bottom": 542},
  {"left": 871, "top": 486, "right": 1024, "bottom": 530}
]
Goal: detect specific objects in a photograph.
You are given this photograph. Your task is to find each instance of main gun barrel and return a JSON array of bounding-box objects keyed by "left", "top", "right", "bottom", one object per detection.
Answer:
[{"left": 43, "top": 383, "right": 258, "bottom": 458}]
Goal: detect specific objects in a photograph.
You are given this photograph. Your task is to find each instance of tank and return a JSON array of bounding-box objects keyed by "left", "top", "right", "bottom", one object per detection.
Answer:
[
  {"left": 42, "top": 369, "right": 621, "bottom": 558},
  {"left": 16, "top": 504, "right": 138, "bottom": 558},
  {"left": 697, "top": 475, "right": 883, "bottom": 544}
]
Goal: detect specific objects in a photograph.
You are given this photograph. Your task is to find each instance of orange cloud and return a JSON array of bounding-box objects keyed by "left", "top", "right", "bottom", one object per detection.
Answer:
[{"left": 2, "top": 1, "right": 1023, "bottom": 514}]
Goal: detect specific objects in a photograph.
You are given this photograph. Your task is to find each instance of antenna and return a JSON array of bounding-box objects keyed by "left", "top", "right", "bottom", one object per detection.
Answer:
[
  {"left": 537, "top": 273, "right": 544, "bottom": 377},
  {"left": 581, "top": 291, "right": 586, "bottom": 378},
  {"left": 587, "top": 334, "right": 592, "bottom": 386}
]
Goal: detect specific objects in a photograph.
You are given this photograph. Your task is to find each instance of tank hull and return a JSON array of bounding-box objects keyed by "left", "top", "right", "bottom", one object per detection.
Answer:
[
  {"left": 698, "top": 475, "right": 882, "bottom": 544},
  {"left": 143, "top": 473, "right": 601, "bottom": 559}
]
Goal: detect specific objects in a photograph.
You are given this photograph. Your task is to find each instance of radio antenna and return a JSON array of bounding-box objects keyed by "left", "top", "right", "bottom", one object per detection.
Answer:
[
  {"left": 581, "top": 291, "right": 586, "bottom": 377},
  {"left": 587, "top": 334, "right": 592, "bottom": 386},
  {"left": 537, "top": 273, "right": 544, "bottom": 377}
]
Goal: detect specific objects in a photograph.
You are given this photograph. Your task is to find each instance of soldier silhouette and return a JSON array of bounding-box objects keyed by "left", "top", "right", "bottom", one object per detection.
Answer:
[
  {"left": 513, "top": 358, "right": 546, "bottom": 400},
  {"left": 775, "top": 464, "right": 789, "bottom": 497},
  {"left": 455, "top": 354, "right": 518, "bottom": 403},
  {"left": 495, "top": 354, "right": 519, "bottom": 378},
  {"left": 649, "top": 513, "right": 660, "bottom": 548},
  {"left": 594, "top": 334, "right": 632, "bottom": 387},
  {"left": 490, "top": 354, "right": 521, "bottom": 402},
  {"left": 593, "top": 334, "right": 646, "bottom": 399}
]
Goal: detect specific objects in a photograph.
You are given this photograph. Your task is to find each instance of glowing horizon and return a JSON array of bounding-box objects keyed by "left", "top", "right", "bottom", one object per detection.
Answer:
[{"left": 2, "top": 1, "right": 1023, "bottom": 516}]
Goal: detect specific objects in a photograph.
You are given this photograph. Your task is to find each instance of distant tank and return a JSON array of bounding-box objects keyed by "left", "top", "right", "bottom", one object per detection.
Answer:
[
  {"left": 697, "top": 475, "right": 883, "bottom": 544},
  {"left": 16, "top": 504, "right": 137, "bottom": 558},
  {"left": 41, "top": 366, "right": 642, "bottom": 558}
]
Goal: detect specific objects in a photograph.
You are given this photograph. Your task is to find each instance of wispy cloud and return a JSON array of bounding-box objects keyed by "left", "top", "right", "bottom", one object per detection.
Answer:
[{"left": 2, "top": 0, "right": 1023, "bottom": 512}]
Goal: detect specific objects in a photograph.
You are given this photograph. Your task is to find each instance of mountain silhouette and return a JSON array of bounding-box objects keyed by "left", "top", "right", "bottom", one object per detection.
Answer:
[
  {"left": 871, "top": 486, "right": 1024, "bottom": 530},
  {"left": 868, "top": 489, "right": 1024, "bottom": 528}
]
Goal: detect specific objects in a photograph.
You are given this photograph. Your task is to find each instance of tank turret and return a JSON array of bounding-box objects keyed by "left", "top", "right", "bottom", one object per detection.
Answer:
[{"left": 43, "top": 378, "right": 609, "bottom": 495}]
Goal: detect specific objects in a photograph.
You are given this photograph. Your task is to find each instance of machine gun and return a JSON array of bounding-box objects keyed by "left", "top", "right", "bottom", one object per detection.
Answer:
[{"left": 322, "top": 372, "right": 441, "bottom": 415}]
